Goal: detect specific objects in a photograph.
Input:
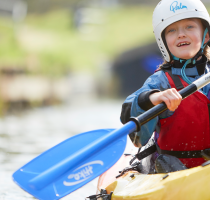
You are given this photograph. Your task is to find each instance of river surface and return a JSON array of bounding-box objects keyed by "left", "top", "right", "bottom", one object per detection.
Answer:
[{"left": 0, "top": 98, "right": 133, "bottom": 200}]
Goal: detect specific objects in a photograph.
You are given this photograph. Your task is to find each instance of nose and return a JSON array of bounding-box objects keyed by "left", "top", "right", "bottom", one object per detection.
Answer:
[{"left": 177, "top": 28, "right": 186, "bottom": 39}]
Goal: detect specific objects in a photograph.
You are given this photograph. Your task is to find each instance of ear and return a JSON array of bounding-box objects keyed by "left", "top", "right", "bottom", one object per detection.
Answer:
[{"left": 204, "top": 31, "right": 210, "bottom": 44}]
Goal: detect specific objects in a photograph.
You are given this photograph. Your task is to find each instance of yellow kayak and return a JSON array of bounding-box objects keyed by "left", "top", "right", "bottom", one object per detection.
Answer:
[{"left": 97, "top": 153, "right": 210, "bottom": 200}]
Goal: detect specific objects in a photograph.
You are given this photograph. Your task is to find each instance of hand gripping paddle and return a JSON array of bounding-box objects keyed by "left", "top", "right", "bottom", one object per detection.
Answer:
[{"left": 13, "top": 72, "right": 210, "bottom": 200}]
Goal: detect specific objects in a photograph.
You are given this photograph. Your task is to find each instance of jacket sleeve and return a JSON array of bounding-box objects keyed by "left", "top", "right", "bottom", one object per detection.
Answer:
[{"left": 120, "top": 70, "right": 171, "bottom": 145}]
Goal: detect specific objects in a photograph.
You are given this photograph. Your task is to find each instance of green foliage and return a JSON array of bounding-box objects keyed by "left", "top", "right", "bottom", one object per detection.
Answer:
[
  {"left": 0, "top": 18, "right": 26, "bottom": 67},
  {"left": 0, "top": 6, "right": 155, "bottom": 77}
]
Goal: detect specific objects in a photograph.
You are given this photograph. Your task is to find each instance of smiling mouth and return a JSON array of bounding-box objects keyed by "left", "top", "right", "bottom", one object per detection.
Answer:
[{"left": 177, "top": 42, "right": 190, "bottom": 47}]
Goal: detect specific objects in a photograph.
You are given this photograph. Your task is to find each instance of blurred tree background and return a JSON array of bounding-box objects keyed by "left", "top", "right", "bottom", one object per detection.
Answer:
[
  {"left": 1, "top": 0, "right": 155, "bottom": 76},
  {"left": 0, "top": 0, "right": 208, "bottom": 113}
]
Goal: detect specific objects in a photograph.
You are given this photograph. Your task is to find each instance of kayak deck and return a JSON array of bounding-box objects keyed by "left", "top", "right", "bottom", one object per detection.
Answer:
[{"left": 104, "top": 162, "right": 210, "bottom": 200}]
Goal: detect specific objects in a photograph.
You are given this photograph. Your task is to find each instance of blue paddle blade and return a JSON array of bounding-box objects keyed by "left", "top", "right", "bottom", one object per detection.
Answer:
[{"left": 12, "top": 129, "right": 127, "bottom": 200}]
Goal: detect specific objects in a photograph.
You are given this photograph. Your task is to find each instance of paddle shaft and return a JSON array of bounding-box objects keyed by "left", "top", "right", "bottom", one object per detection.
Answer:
[{"left": 29, "top": 72, "right": 210, "bottom": 190}]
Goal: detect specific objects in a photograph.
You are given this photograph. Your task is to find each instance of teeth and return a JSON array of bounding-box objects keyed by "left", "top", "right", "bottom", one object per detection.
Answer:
[{"left": 178, "top": 42, "right": 190, "bottom": 47}]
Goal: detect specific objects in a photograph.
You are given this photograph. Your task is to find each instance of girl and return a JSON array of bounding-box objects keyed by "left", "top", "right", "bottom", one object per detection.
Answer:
[{"left": 120, "top": 0, "right": 210, "bottom": 171}]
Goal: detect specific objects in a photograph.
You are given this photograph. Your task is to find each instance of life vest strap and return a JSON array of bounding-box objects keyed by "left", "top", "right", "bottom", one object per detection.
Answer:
[
  {"left": 156, "top": 145, "right": 210, "bottom": 159},
  {"left": 135, "top": 144, "right": 157, "bottom": 161},
  {"left": 134, "top": 144, "right": 210, "bottom": 161},
  {"left": 162, "top": 69, "right": 184, "bottom": 90}
]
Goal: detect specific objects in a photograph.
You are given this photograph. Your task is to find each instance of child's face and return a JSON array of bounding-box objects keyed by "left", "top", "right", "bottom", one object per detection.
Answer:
[{"left": 164, "top": 18, "right": 209, "bottom": 60}]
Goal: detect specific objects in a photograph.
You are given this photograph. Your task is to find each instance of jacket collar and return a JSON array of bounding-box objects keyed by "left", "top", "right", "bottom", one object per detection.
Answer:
[{"left": 172, "top": 55, "right": 207, "bottom": 76}]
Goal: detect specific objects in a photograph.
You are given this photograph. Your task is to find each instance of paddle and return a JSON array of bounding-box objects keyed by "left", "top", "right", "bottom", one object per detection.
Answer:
[{"left": 13, "top": 72, "right": 210, "bottom": 200}]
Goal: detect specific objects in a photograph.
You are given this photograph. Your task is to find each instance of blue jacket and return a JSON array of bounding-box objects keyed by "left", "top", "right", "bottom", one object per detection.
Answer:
[{"left": 122, "top": 62, "right": 210, "bottom": 146}]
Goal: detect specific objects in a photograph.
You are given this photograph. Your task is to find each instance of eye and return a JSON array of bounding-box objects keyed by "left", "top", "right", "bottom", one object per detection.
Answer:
[
  {"left": 186, "top": 25, "right": 194, "bottom": 29},
  {"left": 168, "top": 28, "right": 175, "bottom": 33}
]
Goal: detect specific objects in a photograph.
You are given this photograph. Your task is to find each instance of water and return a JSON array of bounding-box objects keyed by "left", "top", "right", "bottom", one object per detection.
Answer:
[{"left": 0, "top": 98, "right": 126, "bottom": 200}]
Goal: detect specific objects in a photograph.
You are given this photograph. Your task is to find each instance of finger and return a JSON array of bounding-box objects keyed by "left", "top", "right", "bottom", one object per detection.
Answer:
[
  {"left": 161, "top": 96, "right": 172, "bottom": 110},
  {"left": 170, "top": 88, "right": 182, "bottom": 107},
  {"left": 175, "top": 91, "right": 182, "bottom": 104},
  {"left": 161, "top": 90, "right": 176, "bottom": 110},
  {"left": 168, "top": 91, "right": 176, "bottom": 110},
  {"left": 166, "top": 89, "right": 181, "bottom": 110}
]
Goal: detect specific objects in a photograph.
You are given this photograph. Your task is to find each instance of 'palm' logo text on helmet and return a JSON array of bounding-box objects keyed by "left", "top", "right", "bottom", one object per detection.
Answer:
[{"left": 170, "top": 1, "right": 187, "bottom": 13}]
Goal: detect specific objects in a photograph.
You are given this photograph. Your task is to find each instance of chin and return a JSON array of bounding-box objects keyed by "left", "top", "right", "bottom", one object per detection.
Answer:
[{"left": 178, "top": 53, "right": 196, "bottom": 60}]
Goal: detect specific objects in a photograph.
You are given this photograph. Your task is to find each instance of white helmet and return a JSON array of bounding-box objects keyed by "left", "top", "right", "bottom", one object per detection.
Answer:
[{"left": 153, "top": 0, "right": 210, "bottom": 62}]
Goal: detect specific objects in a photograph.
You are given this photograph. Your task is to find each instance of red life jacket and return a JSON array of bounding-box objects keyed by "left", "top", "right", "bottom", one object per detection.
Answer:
[{"left": 157, "top": 72, "right": 210, "bottom": 168}]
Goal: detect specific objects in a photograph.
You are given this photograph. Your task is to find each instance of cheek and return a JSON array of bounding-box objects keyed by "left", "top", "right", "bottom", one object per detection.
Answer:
[
  {"left": 192, "top": 33, "right": 203, "bottom": 46},
  {"left": 165, "top": 35, "right": 174, "bottom": 50},
  {"left": 167, "top": 41, "right": 176, "bottom": 54}
]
